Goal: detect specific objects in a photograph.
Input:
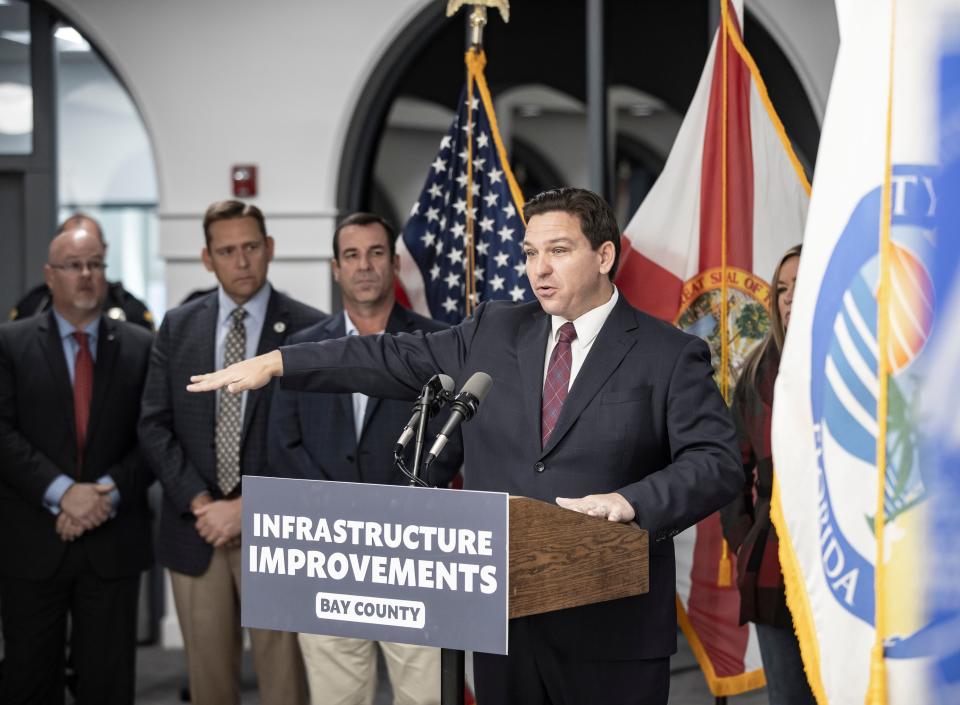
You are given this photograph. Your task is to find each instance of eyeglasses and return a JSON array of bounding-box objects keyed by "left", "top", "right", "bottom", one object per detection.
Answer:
[{"left": 48, "top": 260, "right": 108, "bottom": 274}]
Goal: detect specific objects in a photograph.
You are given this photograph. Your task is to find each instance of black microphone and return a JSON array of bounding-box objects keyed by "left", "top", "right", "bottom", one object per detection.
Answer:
[
  {"left": 394, "top": 374, "right": 455, "bottom": 452},
  {"left": 425, "top": 372, "right": 493, "bottom": 464}
]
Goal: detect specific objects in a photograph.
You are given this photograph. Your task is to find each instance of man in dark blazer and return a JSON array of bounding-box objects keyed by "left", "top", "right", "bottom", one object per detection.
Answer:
[
  {"left": 0, "top": 222, "right": 154, "bottom": 704},
  {"left": 188, "top": 188, "right": 742, "bottom": 705},
  {"left": 267, "top": 212, "right": 461, "bottom": 705},
  {"left": 139, "top": 200, "right": 323, "bottom": 705}
]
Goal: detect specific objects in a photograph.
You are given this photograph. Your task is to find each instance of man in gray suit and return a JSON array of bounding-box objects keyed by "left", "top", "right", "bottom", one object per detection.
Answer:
[{"left": 139, "top": 200, "right": 323, "bottom": 705}]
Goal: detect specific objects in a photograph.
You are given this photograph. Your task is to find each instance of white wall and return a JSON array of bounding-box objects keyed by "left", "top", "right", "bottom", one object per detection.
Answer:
[{"left": 48, "top": 0, "right": 431, "bottom": 312}]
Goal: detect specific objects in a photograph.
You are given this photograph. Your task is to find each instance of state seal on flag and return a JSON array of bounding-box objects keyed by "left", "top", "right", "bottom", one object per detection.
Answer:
[{"left": 675, "top": 266, "right": 771, "bottom": 385}]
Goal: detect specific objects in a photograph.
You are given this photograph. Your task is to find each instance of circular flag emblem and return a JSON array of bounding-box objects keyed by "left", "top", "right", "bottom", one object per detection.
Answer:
[{"left": 675, "top": 266, "right": 771, "bottom": 387}]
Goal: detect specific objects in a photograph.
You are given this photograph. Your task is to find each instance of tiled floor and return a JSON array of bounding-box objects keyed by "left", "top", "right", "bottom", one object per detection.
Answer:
[
  {"left": 130, "top": 633, "right": 769, "bottom": 704},
  {"left": 0, "top": 628, "right": 769, "bottom": 704}
]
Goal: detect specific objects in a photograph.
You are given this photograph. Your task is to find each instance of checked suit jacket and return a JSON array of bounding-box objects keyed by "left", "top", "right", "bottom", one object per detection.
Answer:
[
  {"left": 279, "top": 295, "right": 742, "bottom": 660},
  {"left": 267, "top": 303, "right": 462, "bottom": 489},
  {"left": 138, "top": 286, "right": 324, "bottom": 576}
]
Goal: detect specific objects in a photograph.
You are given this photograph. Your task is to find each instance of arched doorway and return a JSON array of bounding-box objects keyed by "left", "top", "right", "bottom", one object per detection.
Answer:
[
  {"left": 0, "top": 0, "right": 161, "bottom": 320},
  {"left": 338, "top": 0, "right": 823, "bottom": 233}
]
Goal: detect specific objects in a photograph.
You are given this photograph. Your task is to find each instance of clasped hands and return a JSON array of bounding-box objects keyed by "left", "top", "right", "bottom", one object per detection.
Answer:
[
  {"left": 191, "top": 494, "right": 242, "bottom": 548},
  {"left": 56, "top": 482, "right": 115, "bottom": 541}
]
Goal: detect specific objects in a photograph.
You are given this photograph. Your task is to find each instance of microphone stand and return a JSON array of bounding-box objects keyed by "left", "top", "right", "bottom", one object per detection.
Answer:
[
  {"left": 409, "top": 383, "right": 435, "bottom": 487},
  {"left": 395, "top": 380, "right": 465, "bottom": 705}
]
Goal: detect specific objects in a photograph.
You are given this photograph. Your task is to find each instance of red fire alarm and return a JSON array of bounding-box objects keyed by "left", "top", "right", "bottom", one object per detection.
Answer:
[{"left": 231, "top": 164, "right": 258, "bottom": 197}]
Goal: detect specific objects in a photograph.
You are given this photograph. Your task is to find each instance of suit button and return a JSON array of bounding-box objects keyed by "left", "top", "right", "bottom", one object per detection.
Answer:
[
  {"left": 346, "top": 454, "right": 355, "bottom": 463},
  {"left": 534, "top": 462, "right": 545, "bottom": 473}
]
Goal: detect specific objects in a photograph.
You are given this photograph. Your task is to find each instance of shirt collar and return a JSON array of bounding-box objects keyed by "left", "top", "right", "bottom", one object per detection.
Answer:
[
  {"left": 53, "top": 309, "right": 101, "bottom": 342},
  {"left": 550, "top": 286, "right": 619, "bottom": 346},
  {"left": 217, "top": 281, "right": 271, "bottom": 329},
  {"left": 343, "top": 310, "right": 384, "bottom": 336}
]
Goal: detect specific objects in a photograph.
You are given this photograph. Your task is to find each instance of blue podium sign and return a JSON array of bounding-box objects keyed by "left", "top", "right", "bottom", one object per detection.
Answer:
[{"left": 241, "top": 476, "right": 509, "bottom": 655}]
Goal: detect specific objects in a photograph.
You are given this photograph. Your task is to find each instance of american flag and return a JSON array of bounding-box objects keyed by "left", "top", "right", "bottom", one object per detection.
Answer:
[{"left": 396, "top": 51, "right": 533, "bottom": 324}]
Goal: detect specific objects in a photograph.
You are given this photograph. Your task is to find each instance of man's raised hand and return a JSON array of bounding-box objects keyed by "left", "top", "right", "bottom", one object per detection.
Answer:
[{"left": 187, "top": 349, "right": 283, "bottom": 394}]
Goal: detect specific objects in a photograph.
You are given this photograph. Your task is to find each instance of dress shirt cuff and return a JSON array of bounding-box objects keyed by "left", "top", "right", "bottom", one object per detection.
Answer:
[
  {"left": 98, "top": 474, "right": 121, "bottom": 517},
  {"left": 43, "top": 475, "right": 75, "bottom": 515}
]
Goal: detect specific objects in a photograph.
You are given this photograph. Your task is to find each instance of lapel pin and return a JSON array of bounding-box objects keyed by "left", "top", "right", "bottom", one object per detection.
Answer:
[{"left": 273, "top": 321, "right": 287, "bottom": 334}]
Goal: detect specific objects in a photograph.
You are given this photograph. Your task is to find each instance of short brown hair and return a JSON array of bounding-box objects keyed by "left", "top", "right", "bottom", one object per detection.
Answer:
[
  {"left": 332, "top": 212, "right": 397, "bottom": 261},
  {"left": 202, "top": 200, "right": 267, "bottom": 247},
  {"left": 523, "top": 188, "right": 621, "bottom": 279}
]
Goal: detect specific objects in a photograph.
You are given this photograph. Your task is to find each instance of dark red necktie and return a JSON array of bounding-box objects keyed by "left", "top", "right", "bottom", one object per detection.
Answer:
[
  {"left": 73, "top": 331, "right": 94, "bottom": 470},
  {"left": 541, "top": 322, "right": 577, "bottom": 447}
]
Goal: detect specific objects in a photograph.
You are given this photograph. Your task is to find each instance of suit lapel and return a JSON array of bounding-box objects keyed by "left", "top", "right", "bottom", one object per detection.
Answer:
[
  {"left": 198, "top": 295, "right": 218, "bottom": 441},
  {"left": 356, "top": 304, "right": 409, "bottom": 441},
  {"left": 327, "top": 315, "right": 356, "bottom": 432},
  {"left": 85, "top": 317, "right": 120, "bottom": 452},
  {"left": 540, "top": 296, "right": 639, "bottom": 459},
  {"left": 38, "top": 312, "right": 75, "bottom": 438},
  {"left": 517, "top": 308, "right": 551, "bottom": 459},
  {"left": 242, "top": 290, "right": 288, "bottom": 439}
]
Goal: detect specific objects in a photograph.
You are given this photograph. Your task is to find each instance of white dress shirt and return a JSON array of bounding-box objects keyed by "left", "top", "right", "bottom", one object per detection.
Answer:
[
  {"left": 344, "top": 312, "right": 385, "bottom": 440},
  {"left": 543, "top": 286, "right": 620, "bottom": 390}
]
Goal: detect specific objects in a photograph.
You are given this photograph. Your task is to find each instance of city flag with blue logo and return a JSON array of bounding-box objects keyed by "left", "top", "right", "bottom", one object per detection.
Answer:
[
  {"left": 771, "top": 1, "right": 952, "bottom": 703},
  {"left": 924, "top": 30, "right": 960, "bottom": 705},
  {"left": 396, "top": 49, "right": 531, "bottom": 324}
]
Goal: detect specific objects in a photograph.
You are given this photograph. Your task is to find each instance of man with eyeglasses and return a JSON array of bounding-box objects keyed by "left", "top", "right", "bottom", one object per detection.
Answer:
[
  {"left": 0, "top": 220, "right": 155, "bottom": 704},
  {"left": 139, "top": 200, "right": 323, "bottom": 705},
  {"left": 9, "top": 213, "right": 156, "bottom": 331}
]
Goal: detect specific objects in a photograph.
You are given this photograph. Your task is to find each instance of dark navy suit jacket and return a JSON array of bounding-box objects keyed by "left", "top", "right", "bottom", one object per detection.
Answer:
[
  {"left": 0, "top": 312, "right": 154, "bottom": 580},
  {"left": 280, "top": 295, "right": 741, "bottom": 661},
  {"left": 267, "top": 304, "right": 462, "bottom": 488},
  {"left": 139, "top": 287, "right": 325, "bottom": 576}
]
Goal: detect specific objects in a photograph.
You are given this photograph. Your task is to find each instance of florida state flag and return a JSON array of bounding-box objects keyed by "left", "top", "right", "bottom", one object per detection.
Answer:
[{"left": 615, "top": 0, "right": 809, "bottom": 695}]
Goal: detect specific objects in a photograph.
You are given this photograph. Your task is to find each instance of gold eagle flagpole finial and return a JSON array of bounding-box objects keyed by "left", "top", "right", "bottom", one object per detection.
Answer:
[{"left": 446, "top": 0, "right": 510, "bottom": 46}]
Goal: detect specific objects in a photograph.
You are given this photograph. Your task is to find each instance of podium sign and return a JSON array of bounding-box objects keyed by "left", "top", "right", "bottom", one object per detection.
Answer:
[{"left": 241, "top": 476, "right": 509, "bottom": 654}]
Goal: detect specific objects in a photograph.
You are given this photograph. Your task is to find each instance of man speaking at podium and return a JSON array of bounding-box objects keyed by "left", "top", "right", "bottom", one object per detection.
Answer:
[{"left": 188, "top": 188, "right": 741, "bottom": 705}]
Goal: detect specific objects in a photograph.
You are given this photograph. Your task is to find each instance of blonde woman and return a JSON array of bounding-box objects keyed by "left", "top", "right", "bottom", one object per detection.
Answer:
[{"left": 721, "top": 245, "right": 815, "bottom": 705}]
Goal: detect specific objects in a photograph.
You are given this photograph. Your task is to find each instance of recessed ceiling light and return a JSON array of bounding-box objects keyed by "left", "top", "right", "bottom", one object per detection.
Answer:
[
  {"left": 0, "top": 82, "right": 33, "bottom": 135},
  {"left": 0, "top": 30, "right": 30, "bottom": 45},
  {"left": 55, "top": 26, "right": 90, "bottom": 51}
]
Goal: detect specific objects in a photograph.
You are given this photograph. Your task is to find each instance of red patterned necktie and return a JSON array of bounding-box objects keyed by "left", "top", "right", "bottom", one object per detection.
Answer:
[
  {"left": 541, "top": 322, "right": 577, "bottom": 447},
  {"left": 73, "top": 331, "right": 94, "bottom": 472}
]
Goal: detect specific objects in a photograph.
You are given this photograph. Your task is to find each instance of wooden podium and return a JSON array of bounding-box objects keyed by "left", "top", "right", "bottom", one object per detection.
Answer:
[{"left": 441, "top": 496, "right": 649, "bottom": 704}]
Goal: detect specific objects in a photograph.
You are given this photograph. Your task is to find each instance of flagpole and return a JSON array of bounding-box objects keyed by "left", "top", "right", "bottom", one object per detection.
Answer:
[
  {"left": 719, "top": 0, "right": 731, "bottom": 404},
  {"left": 714, "top": 0, "right": 734, "bottom": 602},
  {"left": 463, "top": 9, "right": 487, "bottom": 317},
  {"left": 442, "top": 7, "right": 509, "bottom": 702},
  {"left": 867, "top": 2, "right": 897, "bottom": 703}
]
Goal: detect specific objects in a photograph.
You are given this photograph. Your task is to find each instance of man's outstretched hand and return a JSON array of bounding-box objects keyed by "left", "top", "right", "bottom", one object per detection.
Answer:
[{"left": 187, "top": 349, "right": 283, "bottom": 394}]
